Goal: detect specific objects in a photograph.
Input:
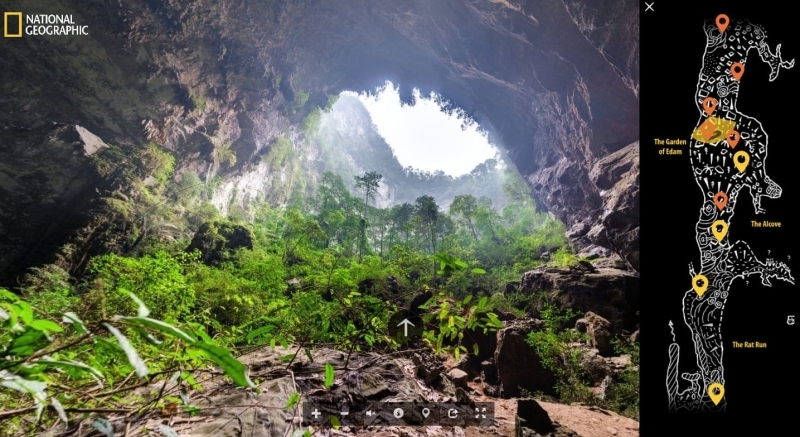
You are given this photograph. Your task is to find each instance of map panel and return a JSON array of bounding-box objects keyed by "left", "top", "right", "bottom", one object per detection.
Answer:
[{"left": 642, "top": 2, "right": 798, "bottom": 433}]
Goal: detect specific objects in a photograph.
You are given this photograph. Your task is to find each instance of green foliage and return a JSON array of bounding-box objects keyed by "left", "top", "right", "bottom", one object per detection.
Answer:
[
  {"left": 262, "top": 136, "right": 294, "bottom": 172},
  {"left": 2, "top": 149, "right": 588, "bottom": 429},
  {"left": 215, "top": 141, "right": 237, "bottom": 168},
  {"left": 324, "top": 363, "right": 335, "bottom": 389},
  {"left": 0, "top": 289, "right": 253, "bottom": 432},
  {"left": 86, "top": 251, "right": 196, "bottom": 322},
  {"left": 549, "top": 247, "right": 579, "bottom": 268},
  {"left": 604, "top": 338, "right": 640, "bottom": 419},
  {"left": 189, "top": 89, "right": 206, "bottom": 112},
  {"left": 525, "top": 303, "right": 592, "bottom": 403},
  {"left": 301, "top": 107, "right": 322, "bottom": 134},
  {"left": 419, "top": 293, "right": 503, "bottom": 360},
  {"left": 292, "top": 89, "right": 310, "bottom": 112}
]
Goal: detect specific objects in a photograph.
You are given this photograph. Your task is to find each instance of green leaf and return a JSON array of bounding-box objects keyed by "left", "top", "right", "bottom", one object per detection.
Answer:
[
  {"left": 473, "top": 343, "right": 479, "bottom": 355},
  {"left": 330, "top": 414, "right": 340, "bottom": 430},
  {"left": 192, "top": 341, "right": 255, "bottom": 388},
  {"left": 132, "top": 326, "right": 163, "bottom": 346},
  {"left": 0, "top": 288, "right": 19, "bottom": 302},
  {"left": 471, "top": 268, "right": 486, "bottom": 274},
  {"left": 279, "top": 354, "right": 295, "bottom": 362},
  {"left": 323, "top": 363, "right": 334, "bottom": 389},
  {"left": 245, "top": 325, "right": 275, "bottom": 342},
  {"left": 102, "top": 323, "right": 149, "bottom": 378},
  {"left": 121, "top": 317, "right": 196, "bottom": 343},
  {"left": 304, "top": 348, "right": 314, "bottom": 362},
  {"left": 463, "top": 295, "right": 473, "bottom": 305},
  {"left": 124, "top": 290, "right": 150, "bottom": 318},
  {"left": 286, "top": 392, "right": 301, "bottom": 409},
  {"left": 27, "top": 319, "right": 64, "bottom": 333},
  {"left": 182, "top": 372, "right": 202, "bottom": 391},
  {"left": 454, "top": 347, "right": 460, "bottom": 361},
  {"left": 13, "top": 301, "right": 34, "bottom": 325},
  {"left": 62, "top": 312, "right": 87, "bottom": 334},
  {"left": 34, "top": 359, "right": 104, "bottom": 380},
  {"left": 8, "top": 329, "right": 50, "bottom": 357}
]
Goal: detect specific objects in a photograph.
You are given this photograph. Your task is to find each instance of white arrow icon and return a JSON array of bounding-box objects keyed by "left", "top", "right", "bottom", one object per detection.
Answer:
[{"left": 397, "top": 318, "right": 414, "bottom": 337}]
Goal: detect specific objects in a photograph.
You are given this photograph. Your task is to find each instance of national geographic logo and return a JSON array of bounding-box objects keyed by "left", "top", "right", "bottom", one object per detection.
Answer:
[{"left": 4, "top": 12, "right": 89, "bottom": 37}]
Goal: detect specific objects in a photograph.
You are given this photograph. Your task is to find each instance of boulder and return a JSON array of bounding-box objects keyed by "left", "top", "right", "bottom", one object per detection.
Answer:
[
  {"left": 451, "top": 354, "right": 480, "bottom": 379},
  {"left": 584, "top": 312, "right": 614, "bottom": 356},
  {"left": 412, "top": 352, "right": 444, "bottom": 385},
  {"left": 186, "top": 220, "right": 254, "bottom": 266},
  {"left": 495, "top": 318, "right": 557, "bottom": 397},
  {"left": 447, "top": 368, "right": 469, "bottom": 389},
  {"left": 519, "top": 265, "right": 639, "bottom": 333}
]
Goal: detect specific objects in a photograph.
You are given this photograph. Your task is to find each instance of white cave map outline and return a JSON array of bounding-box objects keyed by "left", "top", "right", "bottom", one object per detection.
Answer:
[{"left": 665, "top": 15, "right": 795, "bottom": 413}]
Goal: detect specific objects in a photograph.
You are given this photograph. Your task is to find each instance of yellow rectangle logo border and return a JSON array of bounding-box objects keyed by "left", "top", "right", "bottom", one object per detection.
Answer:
[{"left": 4, "top": 12, "right": 23, "bottom": 37}]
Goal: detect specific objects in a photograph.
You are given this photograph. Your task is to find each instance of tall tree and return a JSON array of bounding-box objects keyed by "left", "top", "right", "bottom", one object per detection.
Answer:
[
  {"left": 449, "top": 194, "right": 479, "bottom": 241},
  {"left": 354, "top": 171, "right": 382, "bottom": 261},
  {"left": 354, "top": 171, "right": 382, "bottom": 218},
  {"left": 390, "top": 203, "right": 414, "bottom": 245},
  {"left": 414, "top": 195, "right": 439, "bottom": 255}
]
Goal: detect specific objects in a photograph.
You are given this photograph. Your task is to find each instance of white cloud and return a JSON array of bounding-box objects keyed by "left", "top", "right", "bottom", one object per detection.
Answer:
[{"left": 353, "top": 81, "right": 499, "bottom": 176}]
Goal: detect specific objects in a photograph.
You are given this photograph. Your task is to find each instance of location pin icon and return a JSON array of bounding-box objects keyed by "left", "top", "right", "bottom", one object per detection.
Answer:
[
  {"left": 422, "top": 408, "right": 430, "bottom": 419},
  {"left": 710, "top": 220, "right": 728, "bottom": 242},
  {"left": 731, "top": 62, "right": 745, "bottom": 81},
  {"left": 733, "top": 151, "right": 749, "bottom": 173},
  {"left": 713, "top": 191, "right": 728, "bottom": 210},
  {"left": 702, "top": 97, "right": 717, "bottom": 116},
  {"left": 716, "top": 14, "right": 730, "bottom": 33},
  {"left": 726, "top": 130, "right": 740, "bottom": 148},
  {"left": 692, "top": 274, "right": 709, "bottom": 297},
  {"left": 708, "top": 382, "right": 725, "bottom": 405}
]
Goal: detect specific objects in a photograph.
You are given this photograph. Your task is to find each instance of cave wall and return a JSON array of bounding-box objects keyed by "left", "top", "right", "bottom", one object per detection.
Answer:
[{"left": 0, "top": 0, "right": 639, "bottom": 284}]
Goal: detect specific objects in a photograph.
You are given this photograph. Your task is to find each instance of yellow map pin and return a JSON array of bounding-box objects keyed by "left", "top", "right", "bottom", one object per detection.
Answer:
[
  {"left": 733, "top": 151, "right": 749, "bottom": 173},
  {"left": 692, "top": 274, "right": 709, "bottom": 297},
  {"left": 708, "top": 382, "right": 724, "bottom": 405},
  {"left": 710, "top": 220, "right": 728, "bottom": 242}
]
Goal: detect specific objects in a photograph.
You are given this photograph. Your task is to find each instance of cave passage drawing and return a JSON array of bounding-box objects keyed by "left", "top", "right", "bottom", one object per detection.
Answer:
[{"left": 665, "top": 14, "right": 795, "bottom": 412}]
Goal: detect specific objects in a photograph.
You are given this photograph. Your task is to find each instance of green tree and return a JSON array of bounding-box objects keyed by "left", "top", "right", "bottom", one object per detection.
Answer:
[
  {"left": 354, "top": 171, "right": 382, "bottom": 218},
  {"left": 414, "top": 195, "right": 439, "bottom": 254},
  {"left": 449, "top": 194, "right": 479, "bottom": 240},
  {"left": 354, "top": 171, "right": 382, "bottom": 261},
  {"left": 390, "top": 202, "right": 414, "bottom": 245}
]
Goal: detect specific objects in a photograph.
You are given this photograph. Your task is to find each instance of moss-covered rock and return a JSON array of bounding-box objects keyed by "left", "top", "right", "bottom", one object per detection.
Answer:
[{"left": 186, "top": 220, "right": 254, "bottom": 265}]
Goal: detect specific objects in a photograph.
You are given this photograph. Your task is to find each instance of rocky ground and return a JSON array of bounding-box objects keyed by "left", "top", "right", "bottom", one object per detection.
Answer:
[
  {"left": 41, "top": 290, "right": 637, "bottom": 437},
  {"left": 74, "top": 344, "right": 636, "bottom": 437}
]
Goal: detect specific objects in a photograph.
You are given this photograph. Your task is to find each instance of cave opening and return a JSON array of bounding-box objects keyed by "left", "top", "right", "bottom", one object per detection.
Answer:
[{"left": 312, "top": 80, "right": 527, "bottom": 210}]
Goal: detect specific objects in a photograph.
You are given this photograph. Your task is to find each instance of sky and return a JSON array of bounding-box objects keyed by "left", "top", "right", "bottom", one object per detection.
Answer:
[{"left": 351, "top": 81, "right": 500, "bottom": 177}]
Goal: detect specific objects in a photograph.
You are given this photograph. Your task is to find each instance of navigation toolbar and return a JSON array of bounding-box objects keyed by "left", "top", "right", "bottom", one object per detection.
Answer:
[{"left": 302, "top": 402, "right": 495, "bottom": 427}]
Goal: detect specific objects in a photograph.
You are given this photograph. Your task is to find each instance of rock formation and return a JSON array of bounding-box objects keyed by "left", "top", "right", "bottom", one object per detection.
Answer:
[{"left": 0, "top": 0, "right": 638, "bottom": 284}]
